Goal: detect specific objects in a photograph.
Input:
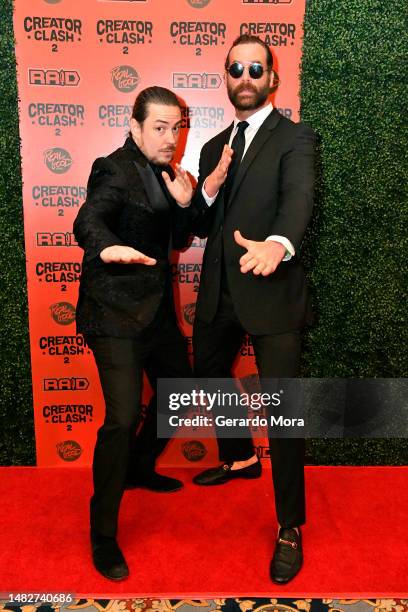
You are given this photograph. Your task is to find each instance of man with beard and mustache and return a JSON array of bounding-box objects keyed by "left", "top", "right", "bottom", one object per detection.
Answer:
[
  {"left": 74, "top": 86, "right": 193, "bottom": 581},
  {"left": 190, "top": 35, "right": 316, "bottom": 584}
]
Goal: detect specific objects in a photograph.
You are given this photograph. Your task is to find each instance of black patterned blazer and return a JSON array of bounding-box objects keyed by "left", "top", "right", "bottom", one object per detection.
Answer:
[{"left": 73, "top": 137, "right": 190, "bottom": 338}]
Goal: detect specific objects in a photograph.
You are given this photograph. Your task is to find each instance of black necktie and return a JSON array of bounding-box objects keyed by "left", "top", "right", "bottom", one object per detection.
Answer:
[{"left": 224, "top": 120, "right": 249, "bottom": 203}]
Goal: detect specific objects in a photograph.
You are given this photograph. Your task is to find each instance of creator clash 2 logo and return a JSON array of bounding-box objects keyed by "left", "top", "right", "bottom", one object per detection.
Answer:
[
  {"left": 111, "top": 65, "right": 140, "bottom": 92},
  {"left": 44, "top": 148, "right": 72, "bottom": 174}
]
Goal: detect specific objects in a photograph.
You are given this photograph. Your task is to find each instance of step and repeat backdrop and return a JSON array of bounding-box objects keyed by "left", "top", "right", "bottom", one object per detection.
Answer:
[{"left": 13, "top": 0, "right": 306, "bottom": 467}]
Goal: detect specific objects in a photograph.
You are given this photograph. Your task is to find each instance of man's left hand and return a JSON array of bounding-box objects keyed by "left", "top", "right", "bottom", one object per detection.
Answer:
[
  {"left": 162, "top": 163, "right": 193, "bottom": 208},
  {"left": 234, "top": 230, "right": 286, "bottom": 276}
]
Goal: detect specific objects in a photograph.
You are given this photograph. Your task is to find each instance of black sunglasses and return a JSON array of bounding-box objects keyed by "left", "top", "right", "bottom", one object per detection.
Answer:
[{"left": 227, "top": 61, "right": 266, "bottom": 80}]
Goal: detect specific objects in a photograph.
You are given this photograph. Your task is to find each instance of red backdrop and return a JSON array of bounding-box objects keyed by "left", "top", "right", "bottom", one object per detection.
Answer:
[{"left": 13, "top": 0, "right": 306, "bottom": 467}]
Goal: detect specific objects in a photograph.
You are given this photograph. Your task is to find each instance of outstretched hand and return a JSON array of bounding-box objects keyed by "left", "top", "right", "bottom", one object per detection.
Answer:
[
  {"left": 203, "top": 144, "right": 234, "bottom": 197},
  {"left": 234, "top": 230, "right": 286, "bottom": 276},
  {"left": 100, "top": 245, "right": 157, "bottom": 265},
  {"left": 162, "top": 163, "right": 193, "bottom": 207}
]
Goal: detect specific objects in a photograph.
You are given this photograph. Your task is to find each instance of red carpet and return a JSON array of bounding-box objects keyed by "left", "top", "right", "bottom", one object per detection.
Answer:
[{"left": 0, "top": 466, "right": 406, "bottom": 597}]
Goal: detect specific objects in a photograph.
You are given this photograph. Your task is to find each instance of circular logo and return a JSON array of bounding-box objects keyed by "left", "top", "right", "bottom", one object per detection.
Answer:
[
  {"left": 56, "top": 440, "right": 82, "bottom": 462},
  {"left": 182, "top": 440, "right": 207, "bottom": 462},
  {"left": 50, "top": 302, "right": 76, "bottom": 325},
  {"left": 187, "top": 0, "right": 211, "bottom": 7},
  {"left": 183, "top": 303, "right": 196, "bottom": 326},
  {"left": 44, "top": 148, "right": 73, "bottom": 174},
  {"left": 111, "top": 65, "right": 140, "bottom": 93}
]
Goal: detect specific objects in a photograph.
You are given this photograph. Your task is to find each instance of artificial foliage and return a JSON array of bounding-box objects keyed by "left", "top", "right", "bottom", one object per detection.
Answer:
[
  {"left": 300, "top": 0, "right": 407, "bottom": 463},
  {"left": 0, "top": 0, "right": 35, "bottom": 464}
]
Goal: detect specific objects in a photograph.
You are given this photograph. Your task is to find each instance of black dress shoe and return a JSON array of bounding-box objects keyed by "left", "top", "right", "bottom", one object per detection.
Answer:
[
  {"left": 91, "top": 530, "right": 129, "bottom": 581},
  {"left": 270, "top": 527, "right": 303, "bottom": 584},
  {"left": 193, "top": 460, "right": 262, "bottom": 485},
  {"left": 125, "top": 471, "right": 183, "bottom": 492}
]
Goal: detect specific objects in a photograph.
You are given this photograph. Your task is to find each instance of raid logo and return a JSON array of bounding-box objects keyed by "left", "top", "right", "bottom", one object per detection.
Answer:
[
  {"left": 44, "top": 148, "right": 73, "bottom": 174},
  {"left": 23, "top": 17, "right": 82, "bottom": 44},
  {"left": 39, "top": 335, "right": 88, "bottom": 356},
  {"left": 190, "top": 236, "right": 207, "bottom": 248},
  {"left": 181, "top": 106, "right": 224, "bottom": 130},
  {"left": 56, "top": 440, "right": 82, "bottom": 462},
  {"left": 240, "top": 23, "right": 296, "bottom": 47},
  {"left": 36, "top": 262, "right": 81, "bottom": 284},
  {"left": 97, "top": 19, "right": 152, "bottom": 46},
  {"left": 50, "top": 302, "right": 76, "bottom": 325},
  {"left": 182, "top": 440, "right": 207, "bottom": 462},
  {"left": 29, "top": 69, "right": 80, "bottom": 87},
  {"left": 183, "top": 303, "right": 196, "bottom": 326},
  {"left": 43, "top": 377, "right": 89, "bottom": 391},
  {"left": 173, "top": 72, "right": 222, "bottom": 89},
  {"left": 36, "top": 232, "right": 78, "bottom": 247},
  {"left": 111, "top": 66, "right": 140, "bottom": 92},
  {"left": 32, "top": 185, "right": 85, "bottom": 208},
  {"left": 29, "top": 103, "right": 85, "bottom": 130},
  {"left": 170, "top": 22, "right": 226, "bottom": 47}
]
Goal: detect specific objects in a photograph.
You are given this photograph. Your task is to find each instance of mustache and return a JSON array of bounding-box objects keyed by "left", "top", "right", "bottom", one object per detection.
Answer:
[{"left": 235, "top": 83, "right": 257, "bottom": 94}]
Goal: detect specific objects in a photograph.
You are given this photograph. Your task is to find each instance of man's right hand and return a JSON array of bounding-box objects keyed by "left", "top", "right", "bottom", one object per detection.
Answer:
[
  {"left": 203, "top": 144, "right": 234, "bottom": 197},
  {"left": 100, "top": 245, "right": 157, "bottom": 265}
]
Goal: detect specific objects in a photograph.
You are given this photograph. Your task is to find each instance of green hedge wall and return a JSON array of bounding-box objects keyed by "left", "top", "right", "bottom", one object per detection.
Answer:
[
  {"left": 300, "top": 0, "right": 407, "bottom": 464},
  {"left": 0, "top": 0, "right": 35, "bottom": 464},
  {"left": 0, "top": 0, "right": 406, "bottom": 464}
]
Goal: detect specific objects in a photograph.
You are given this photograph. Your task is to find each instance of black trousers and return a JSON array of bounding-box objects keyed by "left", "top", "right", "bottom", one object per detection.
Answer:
[
  {"left": 193, "top": 288, "right": 305, "bottom": 528},
  {"left": 87, "top": 307, "right": 191, "bottom": 538}
]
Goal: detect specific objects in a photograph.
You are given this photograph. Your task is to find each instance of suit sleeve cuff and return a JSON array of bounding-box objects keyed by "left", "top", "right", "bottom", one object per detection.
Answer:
[{"left": 266, "top": 235, "right": 295, "bottom": 261}]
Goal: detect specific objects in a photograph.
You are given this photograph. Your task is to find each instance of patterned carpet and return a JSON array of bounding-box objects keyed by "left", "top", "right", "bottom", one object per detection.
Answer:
[{"left": 0, "top": 598, "right": 407, "bottom": 612}]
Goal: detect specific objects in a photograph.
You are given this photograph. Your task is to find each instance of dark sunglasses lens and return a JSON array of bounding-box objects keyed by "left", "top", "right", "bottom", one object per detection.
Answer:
[
  {"left": 249, "top": 63, "right": 264, "bottom": 79},
  {"left": 228, "top": 62, "right": 244, "bottom": 78}
]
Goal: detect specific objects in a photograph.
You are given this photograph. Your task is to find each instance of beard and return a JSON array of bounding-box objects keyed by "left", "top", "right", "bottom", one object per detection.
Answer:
[{"left": 227, "top": 80, "right": 270, "bottom": 111}]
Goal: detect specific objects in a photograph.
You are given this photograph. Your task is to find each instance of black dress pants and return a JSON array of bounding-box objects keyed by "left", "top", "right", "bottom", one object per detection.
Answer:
[
  {"left": 87, "top": 307, "right": 191, "bottom": 538},
  {"left": 193, "top": 288, "right": 305, "bottom": 528}
]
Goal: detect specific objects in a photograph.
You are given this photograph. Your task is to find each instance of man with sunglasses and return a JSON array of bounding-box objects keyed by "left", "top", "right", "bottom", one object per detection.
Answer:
[{"left": 191, "top": 34, "right": 316, "bottom": 584}]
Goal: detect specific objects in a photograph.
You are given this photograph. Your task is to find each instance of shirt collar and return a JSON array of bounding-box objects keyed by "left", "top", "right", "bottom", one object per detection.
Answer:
[{"left": 233, "top": 102, "right": 273, "bottom": 132}]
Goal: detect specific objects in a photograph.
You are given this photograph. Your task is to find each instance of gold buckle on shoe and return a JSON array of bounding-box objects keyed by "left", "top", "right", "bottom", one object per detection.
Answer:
[{"left": 278, "top": 538, "right": 298, "bottom": 549}]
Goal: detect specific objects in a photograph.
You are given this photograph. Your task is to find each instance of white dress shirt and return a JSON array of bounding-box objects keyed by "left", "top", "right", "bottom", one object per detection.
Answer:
[{"left": 202, "top": 102, "right": 295, "bottom": 261}]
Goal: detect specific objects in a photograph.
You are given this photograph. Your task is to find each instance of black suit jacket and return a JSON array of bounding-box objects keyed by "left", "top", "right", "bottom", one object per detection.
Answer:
[
  {"left": 73, "top": 137, "right": 190, "bottom": 337},
  {"left": 191, "top": 109, "right": 316, "bottom": 335}
]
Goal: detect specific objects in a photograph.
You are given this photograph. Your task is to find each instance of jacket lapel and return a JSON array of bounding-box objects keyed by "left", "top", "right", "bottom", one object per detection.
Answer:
[
  {"left": 123, "top": 137, "right": 170, "bottom": 212},
  {"left": 227, "top": 109, "right": 281, "bottom": 207},
  {"left": 133, "top": 159, "right": 170, "bottom": 212}
]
